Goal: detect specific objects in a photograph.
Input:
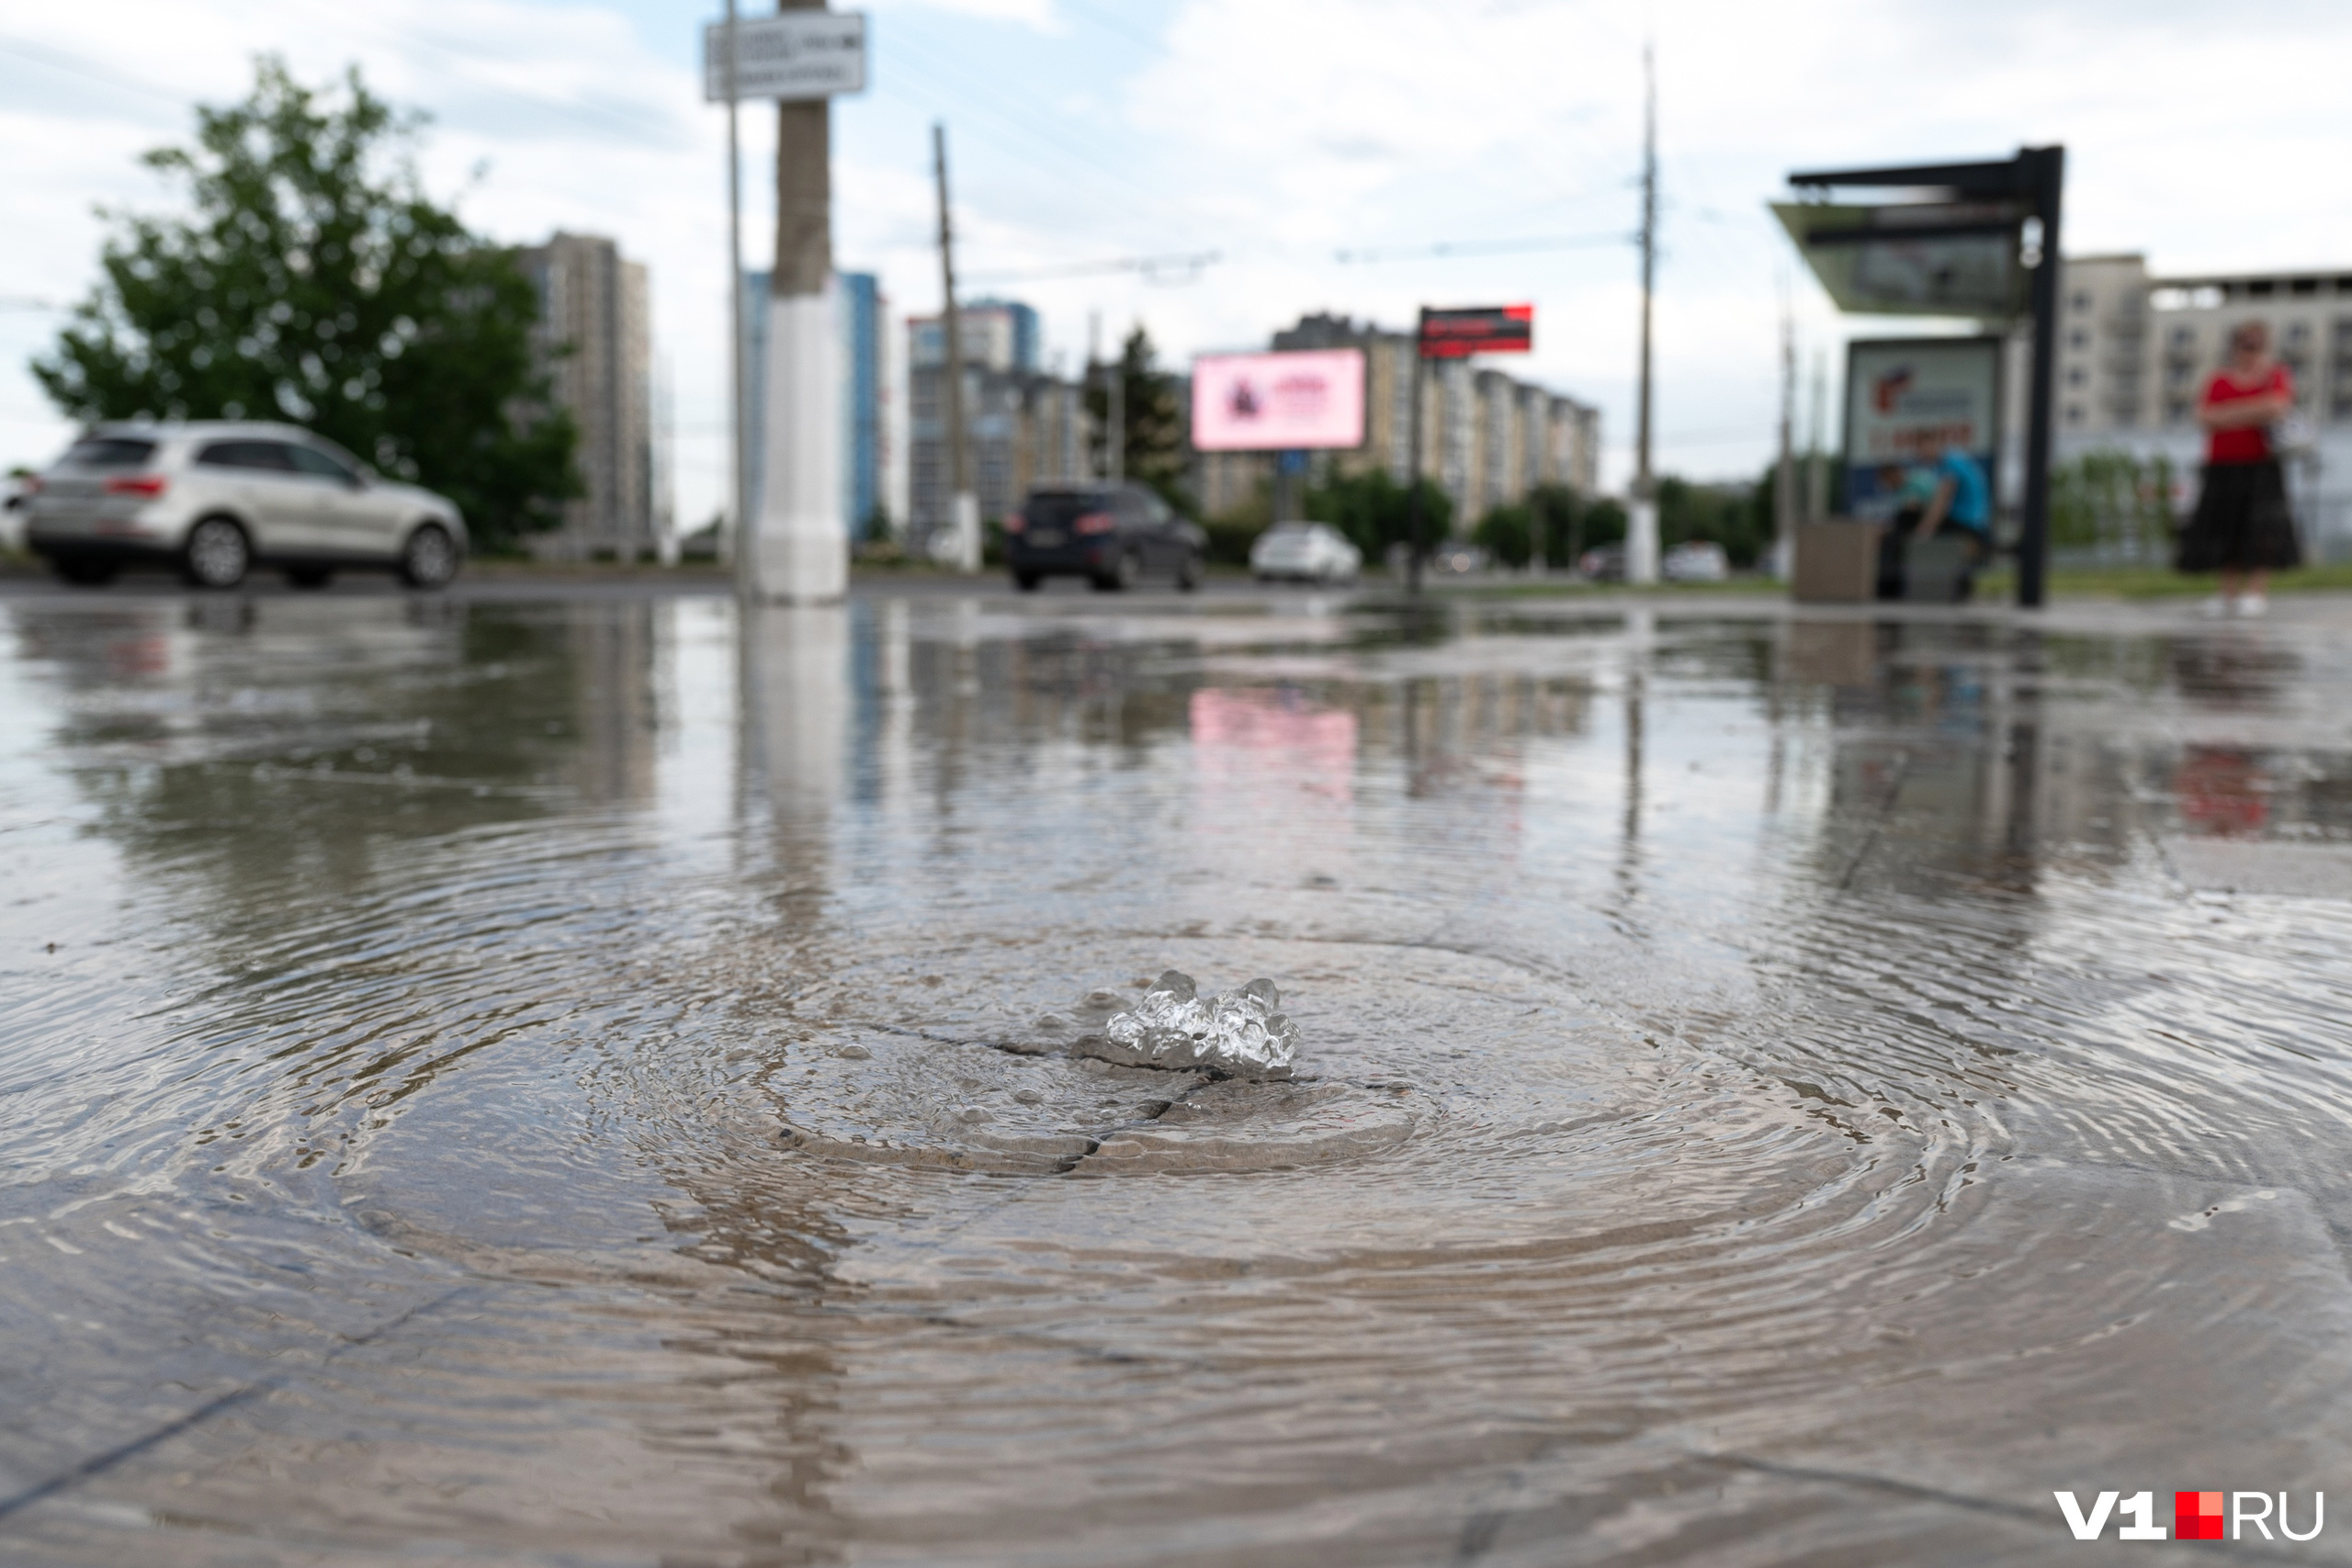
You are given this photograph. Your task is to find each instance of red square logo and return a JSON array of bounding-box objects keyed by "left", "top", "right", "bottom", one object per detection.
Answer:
[{"left": 2177, "top": 1492, "right": 2225, "bottom": 1540}]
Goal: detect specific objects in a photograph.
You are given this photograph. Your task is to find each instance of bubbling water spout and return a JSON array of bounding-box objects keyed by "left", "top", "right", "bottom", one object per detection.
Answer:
[{"left": 1078, "top": 970, "right": 1299, "bottom": 1080}]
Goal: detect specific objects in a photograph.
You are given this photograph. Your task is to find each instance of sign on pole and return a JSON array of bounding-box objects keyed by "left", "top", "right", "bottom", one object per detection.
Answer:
[
  {"left": 1419, "top": 305, "right": 1533, "bottom": 359},
  {"left": 704, "top": 12, "right": 867, "bottom": 103},
  {"left": 1190, "top": 349, "right": 1366, "bottom": 452}
]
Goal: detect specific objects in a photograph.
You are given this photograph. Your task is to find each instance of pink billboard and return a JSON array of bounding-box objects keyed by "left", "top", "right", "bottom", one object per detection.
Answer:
[{"left": 1191, "top": 349, "right": 1366, "bottom": 452}]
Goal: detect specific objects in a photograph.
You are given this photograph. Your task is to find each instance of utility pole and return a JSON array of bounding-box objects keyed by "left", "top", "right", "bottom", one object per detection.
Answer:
[
  {"left": 720, "top": 0, "right": 743, "bottom": 574},
  {"left": 744, "top": 0, "right": 847, "bottom": 603},
  {"left": 1407, "top": 311, "right": 1428, "bottom": 600},
  {"left": 933, "top": 122, "right": 978, "bottom": 572},
  {"left": 1087, "top": 310, "right": 1102, "bottom": 479},
  {"left": 1775, "top": 290, "right": 1797, "bottom": 578},
  {"left": 1527, "top": 388, "right": 1545, "bottom": 578},
  {"left": 1107, "top": 324, "right": 1125, "bottom": 486},
  {"left": 1805, "top": 349, "right": 1827, "bottom": 523},
  {"left": 1628, "top": 42, "right": 1661, "bottom": 586}
]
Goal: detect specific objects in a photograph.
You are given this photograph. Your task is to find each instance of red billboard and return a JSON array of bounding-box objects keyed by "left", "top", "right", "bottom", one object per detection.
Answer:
[
  {"left": 1419, "top": 305, "right": 1533, "bottom": 359},
  {"left": 1191, "top": 349, "right": 1367, "bottom": 452}
]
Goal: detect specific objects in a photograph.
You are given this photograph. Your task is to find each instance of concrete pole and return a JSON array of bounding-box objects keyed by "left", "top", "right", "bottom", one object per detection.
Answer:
[
  {"left": 1527, "top": 389, "right": 1546, "bottom": 577},
  {"left": 1775, "top": 296, "right": 1797, "bottom": 579},
  {"left": 1108, "top": 325, "right": 1125, "bottom": 486},
  {"left": 720, "top": 0, "right": 743, "bottom": 573},
  {"left": 933, "top": 122, "right": 979, "bottom": 572},
  {"left": 1407, "top": 311, "right": 1428, "bottom": 599},
  {"left": 1627, "top": 42, "right": 1661, "bottom": 585},
  {"left": 1087, "top": 310, "right": 1102, "bottom": 479},
  {"left": 1805, "top": 349, "right": 1827, "bottom": 523},
  {"left": 746, "top": 0, "right": 847, "bottom": 603}
]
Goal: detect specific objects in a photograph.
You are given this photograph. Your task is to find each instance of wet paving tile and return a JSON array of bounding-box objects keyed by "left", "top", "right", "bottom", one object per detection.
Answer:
[{"left": 5, "top": 588, "right": 2352, "bottom": 1563}]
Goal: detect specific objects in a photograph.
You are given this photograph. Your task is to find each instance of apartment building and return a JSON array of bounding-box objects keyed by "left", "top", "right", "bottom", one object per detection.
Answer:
[
  {"left": 2042, "top": 254, "right": 2352, "bottom": 435},
  {"left": 906, "top": 299, "right": 1086, "bottom": 539},
  {"left": 1196, "top": 314, "right": 1600, "bottom": 527},
  {"left": 515, "top": 233, "right": 655, "bottom": 558}
]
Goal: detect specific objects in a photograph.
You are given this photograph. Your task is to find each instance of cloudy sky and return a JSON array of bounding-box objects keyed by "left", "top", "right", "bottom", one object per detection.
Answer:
[{"left": 6, "top": 0, "right": 2350, "bottom": 524}]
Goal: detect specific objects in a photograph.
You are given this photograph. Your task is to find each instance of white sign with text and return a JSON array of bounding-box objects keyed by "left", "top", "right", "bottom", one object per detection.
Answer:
[{"left": 704, "top": 13, "right": 867, "bottom": 103}]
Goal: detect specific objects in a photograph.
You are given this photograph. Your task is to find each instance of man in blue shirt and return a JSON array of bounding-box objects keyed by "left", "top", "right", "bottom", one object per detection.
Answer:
[{"left": 1915, "top": 446, "right": 1991, "bottom": 544}]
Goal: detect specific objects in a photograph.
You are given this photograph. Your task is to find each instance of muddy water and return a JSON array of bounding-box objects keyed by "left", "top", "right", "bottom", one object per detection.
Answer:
[{"left": 6, "top": 589, "right": 2352, "bottom": 1564}]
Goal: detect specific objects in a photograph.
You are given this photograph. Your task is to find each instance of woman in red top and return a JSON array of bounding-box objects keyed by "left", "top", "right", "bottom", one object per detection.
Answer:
[{"left": 2177, "top": 320, "right": 2299, "bottom": 615}]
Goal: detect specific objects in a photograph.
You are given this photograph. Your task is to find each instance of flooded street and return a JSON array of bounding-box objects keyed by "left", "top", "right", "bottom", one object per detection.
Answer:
[{"left": 6, "top": 584, "right": 2352, "bottom": 1564}]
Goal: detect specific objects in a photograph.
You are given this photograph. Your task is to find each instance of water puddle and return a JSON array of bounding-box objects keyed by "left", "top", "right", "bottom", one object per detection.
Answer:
[{"left": 6, "top": 589, "right": 2352, "bottom": 1562}]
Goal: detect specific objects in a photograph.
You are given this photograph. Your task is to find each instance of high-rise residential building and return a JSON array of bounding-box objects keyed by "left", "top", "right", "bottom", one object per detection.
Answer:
[
  {"left": 1195, "top": 314, "right": 1600, "bottom": 526},
  {"left": 906, "top": 300, "right": 1040, "bottom": 378},
  {"left": 841, "top": 274, "right": 886, "bottom": 534},
  {"left": 515, "top": 233, "right": 655, "bottom": 558},
  {"left": 905, "top": 299, "right": 1083, "bottom": 544},
  {"left": 2041, "top": 255, "right": 2352, "bottom": 439},
  {"left": 742, "top": 271, "right": 889, "bottom": 542}
]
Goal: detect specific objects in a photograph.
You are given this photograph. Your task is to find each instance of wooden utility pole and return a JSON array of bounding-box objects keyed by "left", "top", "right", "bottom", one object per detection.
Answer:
[
  {"left": 933, "top": 122, "right": 977, "bottom": 570},
  {"left": 1629, "top": 43, "right": 1660, "bottom": 585}
]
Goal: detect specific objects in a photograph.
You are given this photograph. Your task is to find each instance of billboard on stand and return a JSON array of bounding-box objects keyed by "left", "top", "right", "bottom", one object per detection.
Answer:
[{"left": 1192, "top": 349, "right": 1366, "bottom": 453}]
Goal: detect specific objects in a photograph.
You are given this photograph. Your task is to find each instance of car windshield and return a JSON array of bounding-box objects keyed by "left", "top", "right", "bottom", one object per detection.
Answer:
[
  {"left": 61, "top": 437, "right": 157, "bottom": 468},
  {"left": 1025, "top": 491, "right": 1114, "bottom": 528}
]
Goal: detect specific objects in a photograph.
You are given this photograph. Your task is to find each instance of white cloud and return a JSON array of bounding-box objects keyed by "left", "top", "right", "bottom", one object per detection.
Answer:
[
  {"left": 9, "top": 0, "right": 2352, "bottom": 517},
  {"left": 867, "top": 0, "right": 1061, "bottom": 30}
]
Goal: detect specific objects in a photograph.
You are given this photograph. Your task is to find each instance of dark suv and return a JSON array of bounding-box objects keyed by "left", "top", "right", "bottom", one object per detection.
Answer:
[{"left": 1004, "top": 484, "right": 1205, "bottom": 592}]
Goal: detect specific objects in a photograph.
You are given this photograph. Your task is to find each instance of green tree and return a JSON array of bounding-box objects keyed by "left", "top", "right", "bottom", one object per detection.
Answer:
[
  {"left": 1303, "top": 468, "right": 1452, "bottom": 564},
  {"left": 2052, "top": 450, "right": 2177, "bottom": 559},
  {"left": 1657, "top": 472, "right": 1770, "bottom": 568},
  {"left": 1476, "top": 482, "right": 1589, "bottom": 569},
  {"left": 32, "top": 58, "right": 577, "bottom": 551},
  {"left": 1088, "top": 325, "right": 1191, "bottom": 514}
]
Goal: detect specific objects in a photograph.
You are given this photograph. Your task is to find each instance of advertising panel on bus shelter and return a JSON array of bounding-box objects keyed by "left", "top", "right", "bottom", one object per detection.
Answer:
[{"left": 1841, "top": 336, "right": 2005, "bottom": 519}]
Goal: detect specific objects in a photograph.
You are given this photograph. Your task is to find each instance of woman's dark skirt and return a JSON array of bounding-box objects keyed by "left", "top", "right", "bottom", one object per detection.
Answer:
[{"left": 2177, "top": 458, "right": 2301, "bottom": 572}]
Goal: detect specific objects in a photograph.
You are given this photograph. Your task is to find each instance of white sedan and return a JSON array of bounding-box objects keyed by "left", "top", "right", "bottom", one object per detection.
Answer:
[
  {"left": 1663, "top": 541, "right": 1730, "bottom": 582},
  {"left": 1250, "top": 522, "right": 1362, "bottom": 584}
]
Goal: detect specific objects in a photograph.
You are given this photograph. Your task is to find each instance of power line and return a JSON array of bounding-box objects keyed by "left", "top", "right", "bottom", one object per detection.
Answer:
[
  {"left": 962, "top": 251, "right": 1220, "bottom": 286},
  {"left": 0, "top": 33, "right": 187, "bottom": 107},
  {"left": 880, "top": 30, "right": 1179, "bottom": 232},
  {"left": 1335, "top": 231, "right": 1632, "bottom": 265},
  {"left": 1055, "top": 0, "right": 1169, "bottom": 56}
]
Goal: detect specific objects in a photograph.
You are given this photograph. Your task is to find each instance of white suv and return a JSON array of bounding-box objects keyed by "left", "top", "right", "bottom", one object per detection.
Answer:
[{"left": 23, "top": 422, "right": 468, "bottom": 590}]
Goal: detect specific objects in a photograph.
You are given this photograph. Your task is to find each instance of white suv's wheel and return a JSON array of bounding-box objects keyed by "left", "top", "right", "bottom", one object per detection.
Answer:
[
  {"left": 399, "top": 524, "right": 458, "bottom": 589},
  {"left": 182, "top": 517, "right": 250, "bottom": 590}
]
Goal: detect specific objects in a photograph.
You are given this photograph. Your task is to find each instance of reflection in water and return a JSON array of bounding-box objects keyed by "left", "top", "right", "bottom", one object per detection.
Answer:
[{"left": 6, "top": 592, "right": 2352, "bottom": 1562}]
